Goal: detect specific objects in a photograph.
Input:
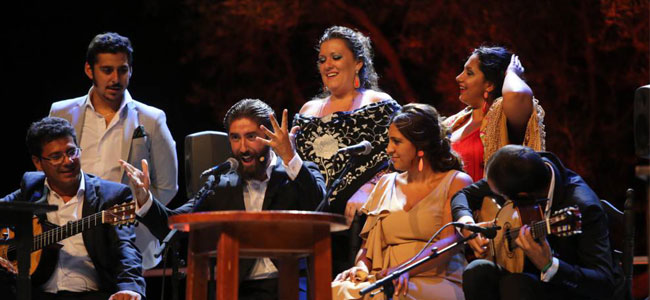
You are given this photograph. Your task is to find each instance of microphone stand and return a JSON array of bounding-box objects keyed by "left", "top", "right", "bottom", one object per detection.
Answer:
[
  {"left": 156, "top": 175, "right": 217, "bottom": 300},
  {"left": 316, "top": 156, "right": 359, "bottom": 212},
  {"left": 359, "top": 232, "right": 479, "bottom": 299}
]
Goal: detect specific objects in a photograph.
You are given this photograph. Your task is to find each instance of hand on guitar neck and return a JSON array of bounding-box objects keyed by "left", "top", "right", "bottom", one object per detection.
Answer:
[{"left": 514, "top": 224, "right": 553, "bottom": 271}]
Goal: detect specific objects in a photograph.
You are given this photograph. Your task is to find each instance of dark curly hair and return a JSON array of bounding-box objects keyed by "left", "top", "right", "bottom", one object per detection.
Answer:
[
  {"left": 86, "top": 32, "right": 133, "bottom": 67},
  {"left": 391, "top": 103, "right": 463, "bottom": 172},
  {"left": 26, "top": 117, "right": 78, "bottom": 158},
  {"left": 471, "top": 46, "right": 512, "bottom": 100},
  {"left": 316, "top": 26, "right": 380, "bottom": 96}
]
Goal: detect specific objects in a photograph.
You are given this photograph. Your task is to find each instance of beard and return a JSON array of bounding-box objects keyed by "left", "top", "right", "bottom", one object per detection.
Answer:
[{"left": 237, "top": 146, "right": 271, "bottom": 181}]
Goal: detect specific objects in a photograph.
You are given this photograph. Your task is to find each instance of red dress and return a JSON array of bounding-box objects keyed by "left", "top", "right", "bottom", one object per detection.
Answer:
[{"left": 451, "top": 127, "right": 484, "bottom": 182}]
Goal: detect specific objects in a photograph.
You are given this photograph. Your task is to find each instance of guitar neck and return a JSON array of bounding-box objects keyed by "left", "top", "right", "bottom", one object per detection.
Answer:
[
  {"left": 32, "top": 211, "right": 106, "bottom": 251},
  {"left": 507, "top": 219, "right": 550, "bottom": 241}
]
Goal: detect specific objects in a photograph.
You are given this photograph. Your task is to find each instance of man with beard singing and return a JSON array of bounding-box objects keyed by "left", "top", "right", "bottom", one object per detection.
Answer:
[{"left": 122, "top": 98, "right": 326, "bottom": 300}]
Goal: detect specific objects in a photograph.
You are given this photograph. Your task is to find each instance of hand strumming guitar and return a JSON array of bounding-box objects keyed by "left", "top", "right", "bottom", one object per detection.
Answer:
[{"left": 462, "top": 221, "right": 493, "bottom": 259}]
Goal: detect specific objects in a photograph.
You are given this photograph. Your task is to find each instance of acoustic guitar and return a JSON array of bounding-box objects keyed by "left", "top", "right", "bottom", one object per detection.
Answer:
[
  {"left": 473, "top": 198, "right": 582, "bottom": 273},
  {"left": 0, "top": 201, "right": 136, "bottom": 284}
]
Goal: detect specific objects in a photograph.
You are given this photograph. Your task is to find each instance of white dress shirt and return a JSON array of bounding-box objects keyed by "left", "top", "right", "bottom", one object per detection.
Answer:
[
  {"left": 541, "top": 162, "right": 559, "bottom": 282},
  {"left": 78, "top": 88, "right": 130, "bottom": 183},
  {"left": 42, "top": 172, "right": 100, "bottom": 293}
]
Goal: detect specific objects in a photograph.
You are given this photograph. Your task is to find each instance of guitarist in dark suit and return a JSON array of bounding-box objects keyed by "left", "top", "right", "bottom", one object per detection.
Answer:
[
  {"left": 451, "top": 145, "right": 621, "bottom": 300},
  {"left": 121, "top": 99, "right": 326, "bottom": 300},
  {"left": 1, "top": 117, "right": 145, "bottom": 300}
]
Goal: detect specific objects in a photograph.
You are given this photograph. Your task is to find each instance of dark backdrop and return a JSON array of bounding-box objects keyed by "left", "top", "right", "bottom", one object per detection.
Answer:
[{"left": 1, "top": 0, "right": 648, "bottom": 297}]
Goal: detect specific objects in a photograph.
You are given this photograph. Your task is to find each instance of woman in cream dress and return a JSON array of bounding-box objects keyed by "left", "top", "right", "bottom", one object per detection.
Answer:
[{"left": 332, "top": 104, "right": 472, "bottom": 300}]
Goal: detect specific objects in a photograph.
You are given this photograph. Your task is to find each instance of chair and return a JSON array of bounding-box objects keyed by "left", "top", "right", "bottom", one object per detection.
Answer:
[
  {"left": 184, "top": 131, "right": 232, "bottom": 198},
  {"left": 600, "top": 188, "right": 635, "bottom": 300}
]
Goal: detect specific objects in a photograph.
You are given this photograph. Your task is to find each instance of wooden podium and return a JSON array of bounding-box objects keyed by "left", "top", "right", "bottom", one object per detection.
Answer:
[{"left": 169, "top": 211, "right": 347, "bottom": 300}]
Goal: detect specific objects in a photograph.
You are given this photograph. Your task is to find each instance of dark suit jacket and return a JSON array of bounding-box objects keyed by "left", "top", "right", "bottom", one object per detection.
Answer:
[
  {"left": 450, "top": 152, "right": 620, "bottom": 300},
  {"left": 2, "top": 172, "right": 145, "bottom": 297},
  {"left": 139, "top": 159, "right": 326, "bottom": 282}
]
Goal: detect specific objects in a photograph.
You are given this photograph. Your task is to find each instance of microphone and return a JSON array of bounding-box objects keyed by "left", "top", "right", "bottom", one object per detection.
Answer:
[
  {"left": 337, "top": 140, "right": 372, "bottom": 155},
  {"left": 199, "top": 157, "right": 239, "bottom": 178},
  {"left": 452, "top": 222, "right": 501, "bottom": 239}
]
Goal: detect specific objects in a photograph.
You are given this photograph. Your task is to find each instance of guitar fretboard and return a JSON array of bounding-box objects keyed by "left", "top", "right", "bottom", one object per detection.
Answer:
[
  {"left": 505, "top": 214, "right": 562, "bottom": 241},
  {"left": 32, "top": 211, "right": 105, "bottom": 251}
]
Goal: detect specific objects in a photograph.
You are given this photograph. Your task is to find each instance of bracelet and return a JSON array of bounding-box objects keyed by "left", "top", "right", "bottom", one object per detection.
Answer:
[{"left": 541, "top": 259, "right": 553, "bottom": 273}]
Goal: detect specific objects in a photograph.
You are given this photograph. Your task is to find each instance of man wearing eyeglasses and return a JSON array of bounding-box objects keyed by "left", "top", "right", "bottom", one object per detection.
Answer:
[
  {"left": 450, "top": 145, "right": 621, "bottom": 300},
  {"left": 48, "top": 32, "right": 178, "bottom": 269},
  {"left": 1, "top": 117, "right": 145, "bottom": 299}
]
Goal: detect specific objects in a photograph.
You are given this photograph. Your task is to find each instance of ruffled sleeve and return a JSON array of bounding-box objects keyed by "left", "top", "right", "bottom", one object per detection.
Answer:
[{"left": 358, "top": 173, "right": 397, "bottom": 273}]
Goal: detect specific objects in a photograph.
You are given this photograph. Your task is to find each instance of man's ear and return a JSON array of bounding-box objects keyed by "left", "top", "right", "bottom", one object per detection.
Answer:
[
  {"left": 32, "top": 155, "right": 43, "bottom": 171},
  {"left": 84, "top": 62, "right": 94, "bottom": 80}
]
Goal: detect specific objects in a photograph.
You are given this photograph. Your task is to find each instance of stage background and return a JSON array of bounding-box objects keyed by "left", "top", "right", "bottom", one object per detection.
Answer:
[{"left": 1, "top": 0, "right": 648, "bottom": 298}]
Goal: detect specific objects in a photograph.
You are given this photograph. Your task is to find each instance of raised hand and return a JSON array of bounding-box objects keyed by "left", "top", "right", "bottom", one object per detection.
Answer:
[
  {"left": 506, "top": 54, "right": 525, "bottom": 77},
  {"left": 119, "top": 159, "right": 151, "bottom": 207},
  {"left": 257, "top": 109, "right": 298, "bottom": 165}
]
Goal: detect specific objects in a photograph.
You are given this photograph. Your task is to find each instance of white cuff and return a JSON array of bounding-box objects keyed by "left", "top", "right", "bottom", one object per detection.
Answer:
[
  {"left": 540, "top": 257, "right": 559, "bottom": 282},
  {"left": 283, "top": 153, "right": 303, "bottom": 181},
  {"left": 135, "top": 191, "right": 154, "bottom": 217}
]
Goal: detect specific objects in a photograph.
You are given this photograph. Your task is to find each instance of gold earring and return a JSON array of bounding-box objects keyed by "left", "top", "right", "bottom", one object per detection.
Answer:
[
  {"left": 417, "top": 150, "right": 424, "bottom": 172},
  {"left": 483, "top": 91, "right": 489, "bottom": 99}
]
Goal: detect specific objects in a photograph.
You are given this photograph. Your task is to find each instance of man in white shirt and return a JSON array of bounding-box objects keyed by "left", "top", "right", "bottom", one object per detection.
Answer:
[
  {"left": 451, "top": 145, "right": 620, "bottom": 300},
  {"left": 123, "top": 99, "right": 326, "bottom": 300},
  {"left": 1, "top": 117, "right": 145, "bottom": 300},
  {"left": 49, "top": 32, "right": 178, "bottom": 269}
]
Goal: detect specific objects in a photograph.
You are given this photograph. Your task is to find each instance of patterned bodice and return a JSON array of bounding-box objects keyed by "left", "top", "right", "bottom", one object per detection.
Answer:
[{"left": 293, "top": 100, "right": 401, "bottom": 214}]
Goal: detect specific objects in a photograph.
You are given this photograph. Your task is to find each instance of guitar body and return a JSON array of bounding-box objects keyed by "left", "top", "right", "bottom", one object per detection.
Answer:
[
  {"left": 493, "top": 201, "right": 544, "bottom": 273},
  {"left": 0, "top": 217, "right": 62, "bottom": 286},
  {"left": 471, "top": 197, "right": 582, "bottom": 274},
  {"left": 0, "top": 201, "right": 136, "bottom": 286}
]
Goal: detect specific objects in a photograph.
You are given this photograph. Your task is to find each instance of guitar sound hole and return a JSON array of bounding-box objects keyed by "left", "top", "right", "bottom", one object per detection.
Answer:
[{"left": 503, "top": 223, "right": 516, "bottom": 256}]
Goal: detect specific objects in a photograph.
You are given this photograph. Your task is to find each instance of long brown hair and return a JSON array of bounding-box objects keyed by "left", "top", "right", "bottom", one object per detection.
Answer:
[{"left": 391, "top": 103, "right": 463, "bottom": 172}]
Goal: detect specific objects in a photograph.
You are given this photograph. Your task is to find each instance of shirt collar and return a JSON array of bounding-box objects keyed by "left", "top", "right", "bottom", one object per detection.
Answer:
[
  {"left": 544, "top": 162, "right": 555, "bottom": 216},
  {"left": 44, "top": 170, "right": 86, "bottom": 201},
  {"left": 84, "top": 87, "right": 132, "bottom": 116}
]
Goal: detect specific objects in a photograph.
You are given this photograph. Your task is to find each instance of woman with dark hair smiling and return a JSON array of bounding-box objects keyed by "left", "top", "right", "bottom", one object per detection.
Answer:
[
  {"left": 293, "top": 26, "right": 400, "bottom": 275},
  {"left": 332, "top": 103, "right": 472, "bottom": 300},
  {"left": 444, "top": 46, "right": 545, "bottom": 182}
]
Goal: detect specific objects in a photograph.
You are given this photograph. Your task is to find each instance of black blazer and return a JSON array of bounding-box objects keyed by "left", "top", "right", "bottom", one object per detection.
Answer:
[
  {"left": 2, "top": 172, "right": 145, "bottom": 297},
  {"left": 139, "top": 160, "right": 326, "bottom": 281},
  {"left": 450, "top": 152, "right": 621, "bottom": 300}
]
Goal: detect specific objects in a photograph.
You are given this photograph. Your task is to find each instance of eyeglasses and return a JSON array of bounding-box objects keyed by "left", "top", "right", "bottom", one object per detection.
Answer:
[{"left": 40, "top": 147, "right": 82, "bottom": 165}]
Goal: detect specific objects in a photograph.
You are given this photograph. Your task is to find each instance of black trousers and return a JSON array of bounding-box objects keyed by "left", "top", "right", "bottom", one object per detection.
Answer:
[{"left": 462, "top": 259, "right": 567, "bottom": 300}]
